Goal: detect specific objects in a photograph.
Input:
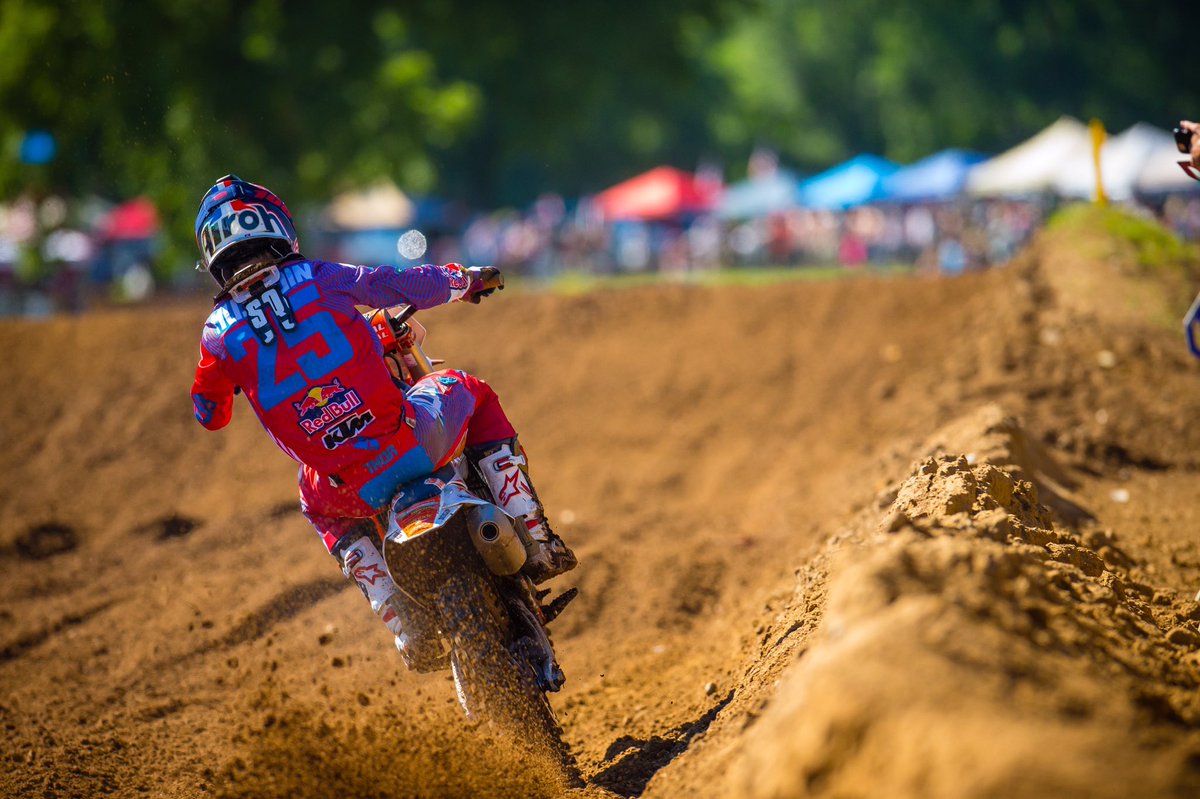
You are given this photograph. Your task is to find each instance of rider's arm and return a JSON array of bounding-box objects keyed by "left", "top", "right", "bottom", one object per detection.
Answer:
[
  {"left": 321, "top": 261, "right": 472, "bottom": 309},
  {"left": 191, "top": 341, "right": 235, "bottom": 430}
]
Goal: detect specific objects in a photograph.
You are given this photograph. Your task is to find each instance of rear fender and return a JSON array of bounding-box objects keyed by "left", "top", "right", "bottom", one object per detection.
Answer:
[
  {"left": 385, "top": 465, "right": 527, "bottom": 578},
  {"left": 386, "top": 476, "right": 494, "bottom": 544}
]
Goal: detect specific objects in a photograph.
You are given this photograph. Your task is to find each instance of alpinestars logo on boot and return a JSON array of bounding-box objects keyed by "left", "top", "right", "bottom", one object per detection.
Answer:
[
  {"left": 497, "top": 471, "right": 529, "bottom": 505},
  {"left": 353, "top": 563, "right": 388, "bottom": 586}
]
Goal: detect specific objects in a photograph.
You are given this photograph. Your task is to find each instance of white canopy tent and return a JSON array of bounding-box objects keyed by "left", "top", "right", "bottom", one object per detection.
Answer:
[
  {"left": 1053, "top": 123, "right": 1184, "bottom": 201},
  {"left": 965, "top": 116, "right": 1091, "bottom": 197},
  {"left": 324, "top": 182, "right": 415, "bottom": 230}
]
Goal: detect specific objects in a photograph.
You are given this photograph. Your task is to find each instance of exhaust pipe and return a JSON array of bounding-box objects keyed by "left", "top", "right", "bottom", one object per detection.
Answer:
[{"left": 466, "top": 504, "right": 527, "bottom": 576}]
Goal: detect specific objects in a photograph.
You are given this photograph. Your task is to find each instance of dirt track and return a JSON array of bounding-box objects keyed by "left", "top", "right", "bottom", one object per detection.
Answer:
[{"left": 3, "top": 207, "right": 1200, "bottom": 797}]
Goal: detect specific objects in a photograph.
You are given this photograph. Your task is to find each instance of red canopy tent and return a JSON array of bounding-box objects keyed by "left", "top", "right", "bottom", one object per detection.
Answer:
[
  {"left": 594, "top": 166, "right": 721, "bottom": 221},
  {"left": 101, "top": 197, "right": 160, "bottom": 240}
]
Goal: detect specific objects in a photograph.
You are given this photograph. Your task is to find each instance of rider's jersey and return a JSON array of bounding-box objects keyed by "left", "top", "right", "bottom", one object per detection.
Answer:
[{"left": 191, "top": 258, "right": 471, "bottom": 476}]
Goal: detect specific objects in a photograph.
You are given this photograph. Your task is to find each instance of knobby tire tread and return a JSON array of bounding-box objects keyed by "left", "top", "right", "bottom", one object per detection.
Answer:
[{"left": 439, "top": 569, "right": 580, "bottom": 786}]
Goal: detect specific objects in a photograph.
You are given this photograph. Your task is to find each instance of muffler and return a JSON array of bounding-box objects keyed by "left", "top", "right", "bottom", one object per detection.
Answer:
[{"left": 465, "top": 504, "right": 527, "bottom": 576}]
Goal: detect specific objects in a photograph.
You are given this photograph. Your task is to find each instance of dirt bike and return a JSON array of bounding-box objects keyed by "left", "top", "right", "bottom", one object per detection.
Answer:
[{"left": 362, "top": 287, "right": 580, "bottom": 783}]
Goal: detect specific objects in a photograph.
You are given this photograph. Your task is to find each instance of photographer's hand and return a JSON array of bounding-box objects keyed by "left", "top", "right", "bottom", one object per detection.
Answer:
[{"left": 1182, "top": 120, "right": 1200, "bottom": 169}]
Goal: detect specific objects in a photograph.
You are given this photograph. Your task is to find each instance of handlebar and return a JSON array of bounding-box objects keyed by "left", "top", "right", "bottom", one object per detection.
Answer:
[{"left": 391, "top": 304, "right": 417, "bottom": 325}]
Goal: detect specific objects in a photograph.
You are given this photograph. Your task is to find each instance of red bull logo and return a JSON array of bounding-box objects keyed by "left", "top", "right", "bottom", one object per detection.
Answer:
[{"left": 293, "top": 378, "right": 364, "bottom": 435}]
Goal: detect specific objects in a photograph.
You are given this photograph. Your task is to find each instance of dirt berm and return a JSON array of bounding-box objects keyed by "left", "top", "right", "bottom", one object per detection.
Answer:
[{"left": 2, "top": 205, "right": 1200, "bottom": 797}]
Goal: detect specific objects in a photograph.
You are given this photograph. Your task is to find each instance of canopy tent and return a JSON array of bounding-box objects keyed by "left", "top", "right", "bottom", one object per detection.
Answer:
[
  {"left": 1051, "top": 123, "right": 1186, "bottom": 201},
  {"left": 879, "top": 149, "right": 988, "bottom": 202},
  {"left": 594, "top": 166, "right": 721, "bottom": 221},
  {"left": 965, "top": 116, "right": 1090, "bottom": 196},
  {"left": 100, "top": 197, "right": 159, "bottom": 240},
  {"left": 324, "top": 181, "right": 415, "bottom": 230},
  {"left": 716, "top": 170, "right": 803, "bottom": 219},
  {"left": 799, "top": 155, "right": 899, "bottom": 210}
]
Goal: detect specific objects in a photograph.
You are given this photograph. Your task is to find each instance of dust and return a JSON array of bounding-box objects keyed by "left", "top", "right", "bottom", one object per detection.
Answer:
[{"left": 216, "top": 691, "right": 569, "bottom": 799}]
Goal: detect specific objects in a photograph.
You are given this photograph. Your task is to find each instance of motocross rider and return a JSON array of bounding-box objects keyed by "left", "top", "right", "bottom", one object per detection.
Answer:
[{"left": 189, "top": 175, "right": 576, "bottom": 667}]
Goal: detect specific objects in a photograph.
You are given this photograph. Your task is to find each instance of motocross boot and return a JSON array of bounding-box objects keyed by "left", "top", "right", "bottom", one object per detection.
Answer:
[
  {"left": 467, "top": 437, "right": 578, "bottom": 584},
  {"left": 337, "top": 531, "right": 445, "bottom": 672}
]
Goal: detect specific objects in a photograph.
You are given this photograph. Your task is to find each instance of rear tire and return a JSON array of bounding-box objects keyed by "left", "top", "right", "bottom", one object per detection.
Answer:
[{"left": 439, "top": 569, "right": 580, "bottom": 787}]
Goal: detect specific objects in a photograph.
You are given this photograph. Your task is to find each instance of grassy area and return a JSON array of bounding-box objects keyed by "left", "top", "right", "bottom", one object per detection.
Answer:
[
  {"left": 1047, "top": 203, "right": 1198, "bottom": 275},
  {"left": 510, "top": 263, "right": 914, "bottom": 296}
]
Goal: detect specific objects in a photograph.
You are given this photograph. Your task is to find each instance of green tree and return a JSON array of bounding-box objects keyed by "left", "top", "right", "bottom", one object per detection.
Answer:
[
  {"left": 404, "top": 0, "right": 740, "bottom": 206},
  {"left": 704, "top": 0, "right": 1200, "bottom": 173},
  {"left": 0, "top": 0, "right": 480, "bottom": 266}
]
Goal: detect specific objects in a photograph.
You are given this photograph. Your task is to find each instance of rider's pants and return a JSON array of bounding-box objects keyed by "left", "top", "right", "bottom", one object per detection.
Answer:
[{"left": 300, "top": 369, "right": 517, "bottom": 553}]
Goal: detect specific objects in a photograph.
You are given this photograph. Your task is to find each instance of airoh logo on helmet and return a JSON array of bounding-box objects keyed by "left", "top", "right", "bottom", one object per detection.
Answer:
[
  {"left": 198, "top": 202, "right": 291, "bottom": 262},
  {"left": 195, "top": 175, "right": 300, "bottom": 283}
]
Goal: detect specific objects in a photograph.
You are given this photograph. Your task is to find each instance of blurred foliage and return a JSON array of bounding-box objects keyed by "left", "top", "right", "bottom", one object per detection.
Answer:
[
  {"left": 402, "top": 0, "right": 736, "bottom": 205},
  {"left": 0, "top": 0, "right": 480, "bottom": 257},
  {"left": 1, "top": 0, "right": 1197, "bottom": 256},
  {"left": 708, "top": 0, "right": 1200, "bottom": 169}
]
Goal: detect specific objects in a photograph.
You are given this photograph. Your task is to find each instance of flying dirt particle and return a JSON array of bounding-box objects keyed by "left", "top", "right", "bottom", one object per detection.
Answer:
[
  {"left": 1110, "top": 489, "right": 1131, "bottom": 503},
  {"left": 965, "top": 452, "right": 977, "bottom": 465},
  {"left": 880, "top": 343, "right": 903, "bottom": 363},
  {"left": 331, "top": 657, "right": 345, "bottom": 668},
  {"left": 1095, "top": 409, "right": 1110, "bottom": 425},
  {"left": 1097, "top": 350, "right": 1118, "bottom": 369},
  {"left": 357, "top": 693, "right": 370, "bottom": 707},
  {"left": 559, "top": 509, "right": 577, "bottom": 524},
  {"left": 317, "top": 634, "right": 332, "bottom": 646},
  {"left": 704, "top": 682, "right": 717, "bottom": 696}
]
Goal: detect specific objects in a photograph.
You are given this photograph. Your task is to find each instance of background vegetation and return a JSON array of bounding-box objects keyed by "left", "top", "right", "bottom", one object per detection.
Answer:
[{"left": 3, "top": 0, "right": 1196, "bottom": 218}]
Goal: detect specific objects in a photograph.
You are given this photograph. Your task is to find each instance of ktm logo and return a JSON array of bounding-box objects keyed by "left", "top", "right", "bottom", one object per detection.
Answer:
[{"left": 322, "top": 410, "right": 375, "bottom": 449}]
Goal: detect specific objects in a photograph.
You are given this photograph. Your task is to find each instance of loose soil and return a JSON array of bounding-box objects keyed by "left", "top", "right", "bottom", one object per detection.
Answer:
[{"left": 3, "top": 207, "right": 1200, "bottom": 797}]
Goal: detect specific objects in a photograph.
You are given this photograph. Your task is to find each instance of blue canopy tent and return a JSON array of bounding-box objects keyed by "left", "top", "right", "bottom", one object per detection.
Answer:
[
  {"left": 879, "top": 149, "right": 988, "bottom": 202},
  {"left": 716, "top": 170, "right": 804, "bottom": 219},
  {"left": 799, "top": 155, "right": 900, "bottom": 210}
]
